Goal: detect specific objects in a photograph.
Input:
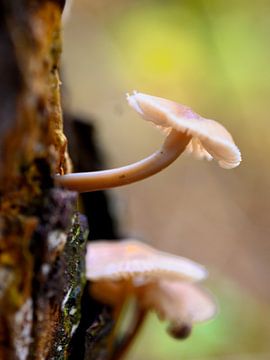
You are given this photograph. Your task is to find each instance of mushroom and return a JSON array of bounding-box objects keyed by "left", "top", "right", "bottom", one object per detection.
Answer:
[
  {"left": 137, "top": 280, "right": 216, "bottom": 339},
  {"left": 86, "top": 239, "right": 207, "bottom": 286},
  {"left": 56, "top": 91, "right": 241, "bottom": 192},
  {"left": 128, "top": 92, "right": 241, "bottom": 169},
  {"left": 86, "top": 240, "right": 216, "bottom": 359},
  {"left": 87, "top": 239, "right": 208, "bottom": 320}
]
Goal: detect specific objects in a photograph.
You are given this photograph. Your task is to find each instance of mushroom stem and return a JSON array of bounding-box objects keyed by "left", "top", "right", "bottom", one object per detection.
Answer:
[
  {"left": 55, "top": 129, "right": 191, "bottom": 192},
  {"left": 111, "top": 307, "right": 147, "bottom": 360},
  {"left": 107, "top": 299, "right": 128, "bottom": 357}
]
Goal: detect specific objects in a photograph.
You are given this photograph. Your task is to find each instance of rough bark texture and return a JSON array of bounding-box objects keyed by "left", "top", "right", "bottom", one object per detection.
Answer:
[
  {"left": 0, "top": 1, "right": 88, "bottom": 359},
  {"left": 0, "top": 1, "right": 119, "bottom": 359}
]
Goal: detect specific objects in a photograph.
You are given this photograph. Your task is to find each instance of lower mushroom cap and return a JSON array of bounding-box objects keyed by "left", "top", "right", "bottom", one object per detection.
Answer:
[
  {"left": 86, "top": 240, "right": 207, "bottom": 283},
  {"left": 87, "top": 241, "right": 216, "bottom": 344}
]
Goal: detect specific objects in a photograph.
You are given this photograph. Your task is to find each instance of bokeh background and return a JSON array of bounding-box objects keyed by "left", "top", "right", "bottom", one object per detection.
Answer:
[{"left": 62, "top": 0, "right": 270, "bottom": 358}]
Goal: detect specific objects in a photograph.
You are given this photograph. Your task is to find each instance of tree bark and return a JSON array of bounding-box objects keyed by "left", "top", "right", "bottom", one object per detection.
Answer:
[
  {"left": 0, "top": 2, "right": 118, "bottom": 359},
  {"left": 0, "top": 1, "right": 88, "bottom": 359}
]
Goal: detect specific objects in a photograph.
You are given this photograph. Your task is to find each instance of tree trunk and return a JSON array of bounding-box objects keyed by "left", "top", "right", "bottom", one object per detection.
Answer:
[{"left": 0, "top": 1, "right": 89, "bottom": 359}]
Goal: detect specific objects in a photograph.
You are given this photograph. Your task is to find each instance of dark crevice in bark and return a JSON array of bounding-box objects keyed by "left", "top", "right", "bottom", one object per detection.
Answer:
[{"left": 64, "top": 115, "right": 120, "bottom": 359}]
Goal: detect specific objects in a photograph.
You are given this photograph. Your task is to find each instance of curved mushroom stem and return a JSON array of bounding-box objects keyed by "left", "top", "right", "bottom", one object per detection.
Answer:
[
  {"left": 55, "top": 129, "right": 191, "bottom": 192},
  {"left": 111, "top": 307, "right": 148, "bottom": 360}
]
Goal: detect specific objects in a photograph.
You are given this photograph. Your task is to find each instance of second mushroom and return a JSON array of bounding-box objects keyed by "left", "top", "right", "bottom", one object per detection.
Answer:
[{"left": 86, "top": 239, "right": 216, "bottom": 359}]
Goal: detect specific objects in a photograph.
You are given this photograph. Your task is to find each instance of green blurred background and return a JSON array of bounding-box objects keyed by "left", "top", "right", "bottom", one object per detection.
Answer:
[{"left": 62, "top": 0, "right": 270, "bottom": 358}]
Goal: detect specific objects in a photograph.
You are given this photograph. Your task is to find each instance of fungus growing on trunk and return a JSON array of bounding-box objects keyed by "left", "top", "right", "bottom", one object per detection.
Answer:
[
  {"left": 56, "top": 92, "right": 241, "bottom": 192},
  {"left": 85, "top": 240, "right": 216, "bottom": 359},
  {"left": 128, "top": 92, "right": 241, "bottom": 169}
]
